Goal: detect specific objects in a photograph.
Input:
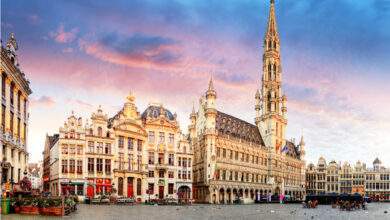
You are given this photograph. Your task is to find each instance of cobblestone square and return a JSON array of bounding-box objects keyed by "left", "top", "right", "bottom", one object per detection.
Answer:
[{"left": 2, "top": 203, "right": 390, "bottom": 220}]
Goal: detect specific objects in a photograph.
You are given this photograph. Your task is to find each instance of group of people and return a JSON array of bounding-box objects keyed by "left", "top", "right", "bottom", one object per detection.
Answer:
[
  {"left": 302, "top": 200, "right": 318, "bottom": 208},
  {"left": 332, "top": 200, "right": 367, "bottom": 211}
]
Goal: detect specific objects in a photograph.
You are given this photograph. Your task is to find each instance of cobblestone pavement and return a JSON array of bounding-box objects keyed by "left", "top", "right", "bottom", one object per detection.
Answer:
[{"left": 2, "top": 203, "right": 390, "bottom": 220}]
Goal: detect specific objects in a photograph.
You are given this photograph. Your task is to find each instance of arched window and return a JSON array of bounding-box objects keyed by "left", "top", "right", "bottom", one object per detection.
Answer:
[
  {"left": 118, "top": 177, "right": 123, "bottom": 196},
  {"left": 268, "top": 64, "right": 272, "bottom": 80},
  {"left": 273, "top": 64, "right": 277, "bottom": 79},
  {"left": 268, "top": 41, "right": 272, "bottom": 50},
  {"left": 273, "top": 41, "right": 277, "bottom": 49},
  {"left": 97, "top": 127, "right": 102, "bottom": 137}
]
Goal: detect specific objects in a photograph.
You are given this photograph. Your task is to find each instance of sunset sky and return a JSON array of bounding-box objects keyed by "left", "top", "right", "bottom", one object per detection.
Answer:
[{"left": 2, "top": 0, "right": 390, "bottom": 166}]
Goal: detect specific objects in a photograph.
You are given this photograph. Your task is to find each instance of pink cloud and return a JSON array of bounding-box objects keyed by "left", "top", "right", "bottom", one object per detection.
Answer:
[
  {"left": 30, "top": 96, "right": 56, "bottom": 108},
  {"left": 49, "top": 24, "right": 78, "bottom": 43}
]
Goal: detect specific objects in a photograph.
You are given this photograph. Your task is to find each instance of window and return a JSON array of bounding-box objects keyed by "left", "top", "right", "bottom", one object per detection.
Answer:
[
  {"left": 178, "top": 157, "right": 182, "bottom": 166},
  {"left": 62, "top": 160, "right": 68, "bottom": 173},
  {"left": 137, "top": 179, "right": 141, "bottom": 195},
  {"left": 235, "top": 151, "right": 238, "bottom": 160},
  {"left": 118, "top": 136, "right": 124, "bottom": 148},
  {"left": 216, "top": 148, "right": 220, "bottom": 157},
  {"left": 97, "top": 142, "right": 103, "bottom": 154},
  {"left": 105, "top": 143, "right": 111, "bottom": 154},
  {"left": 188, "top": 171, "right": 191, "bottom": 180},
  {"left": 148, "top": 131, "right": 155, "bottom": 143},
  {"left": 178, "top": 170, "right": 181, "bottom": 179},
  {"left": 70, "top": 145, "right": 76, "bottom": 154},
  {"left": 77, "top": 145, "right": 82, "bottom": 154},
  {"left": 77, "top": 160, "right": 82, "bottom": 174},
  {"left": 148, "top": 183, "right": 154, "bottom": 194},
  {"left": 168, "top": 133, "right": 174, "bottom": 145},
  {"left": 97, "top": 159, "right": 103, "bottom": 173},
  {"left": 62, "top": 145, "right": 68, "bottom": 154},
  {"left": 182, "top": 158, "right": 187, "bottom": 168},
  {"left": 183, "top": 171, "right": 187, "bottom": 180},
  {"left": 88, "top": 158, "right": 94, "bottom": 173},
  {"left": 105, "top": 159, "right": 111, "bottom": 174},
  {"left": 159, "top": 170, "right": 164, "bottom": 178},
  {"left": 158, "top": 153, "right": 164, "bottom": 165},
  {"left": 69, "top": 159, "right": 75, "bottom": 173},
  {"left": 159, "top": 132, "right": 165, "bottom": 144},
  {"left": 188, "top": 158, "right": 191, "bottom": 167},
  {"left": 168, "top": 154, "right": 174, "bottom": 166},
  {"left": 88, "top": 141, "right": 94, "bottom": 153},
  {"left": 148, "top": 152, "right": 155, "bottom": 165},
  {"left": 97, "top": 127, "right": 102, "bottom": 136},
  {"left": 148, "top": 171, "right": 154, "bottom": 177},
  {"left": 137, "top": 155, "right": 141, "bottom": 171},
  {"left": 128, "top": 138, "right": 133, "bottom": 150},
  {"left": 128, "top": 154, "right": 132, "bottom": 171},
  {"left": 137, "top": 140, "right": 142, "bottom": 151},
  {"left": 168, "top": 183, "right": 174, "bottom": 194},
  {"left": 119, "top": 153, "right": 124, "bottom": 170},
  {"left": 10, "top": 112, "right": 14, "bottom": 134},
  {"left": 222, "top": 148, "right": 226, "bottom": 158},
  {"left": 168, "top": 171, "right": 174, "bottom": 178}
]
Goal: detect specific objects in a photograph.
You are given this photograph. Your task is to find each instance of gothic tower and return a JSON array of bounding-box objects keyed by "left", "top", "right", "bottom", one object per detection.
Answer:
[{"left": 257, "top": 0, "right": 287, "bottom": 153}]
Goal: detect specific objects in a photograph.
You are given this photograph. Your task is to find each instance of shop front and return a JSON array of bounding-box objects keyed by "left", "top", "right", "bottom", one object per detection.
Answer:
[
  {"left": 59, "top": 179, "right": 85, "bottom": 196},
  {"left": 86, "top": 178, "right": 112, "bottom": 198}
]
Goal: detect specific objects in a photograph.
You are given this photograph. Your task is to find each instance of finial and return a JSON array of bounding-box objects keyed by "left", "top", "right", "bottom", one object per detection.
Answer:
[
  {"left": 271, "top": 0, "right": 275, "bottom": 4},
  {"left": 7, "top": 33, "right": 18, "bottom": 51},
  {"left": 255, "top": 89, "right": 261, "bottom": 99},
  {"left": 126, "top": 91, "right": 135, "bottom": 103},
  {"left": 208, "top": 75, "right": 214, "bottom": 91}
]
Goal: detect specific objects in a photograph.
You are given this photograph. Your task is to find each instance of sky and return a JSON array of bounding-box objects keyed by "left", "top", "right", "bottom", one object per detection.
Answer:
[{"left": 1, "top": 0, "right": 390, "bottom": 167}]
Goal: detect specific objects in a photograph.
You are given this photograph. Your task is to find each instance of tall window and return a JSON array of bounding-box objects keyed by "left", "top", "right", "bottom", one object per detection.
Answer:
[
  {"left": 182, "top": 158, "right": 187, "bottom": 168},
  {"left": 97, "top": 127, "right": 102, "bottom": 136},
  {"left": 148, "top": 183, "right": 154, "bottom": 194},
  {"left": 61, "top": 160, "right": 68, "bottom": 173},
  {"left": 77, "top": 145, "right": 83, "bottom": 155},
  {"left": 128, "top": 138, "right": 133, "bottom": 150},
  {"left": 148, "top": 152, "right": 154, "bottom": 165},
  {"left": 10, "top": 82, "right": 14, "bottom": 106},
  {"left": 168, "top": 171, "right": 174, "bottom": 178},
  {"left": 137, "top": 140, "right": 142, "bottom": 151},
  {"left": 168, "top": 154, "right": 174, "bottom": 166},
  {"left": 61, "top": 145, "right": 68, "bottom": 154},
  {"left": 69, "top": 159, "right": 75, "bottom": 173},
  {"left": 97, "top": 159, "right": 103, "bottom": 173},
  {"left": 127, "top": 154, "right": 132, "bottom": 171},
  {"left": 10, "top": 112, "right": 14, "bottom": 134},
  {"left": 105, "top": 159, "right": 111, "bottom": 174},
  {"left": 168, "top": 183, "right": 174, "bottom": 194},
  {"left": 148, "top": 170, "right": 154, "bottom": 177},
  {"left": 1, "top": 73, "right": 6, "bottom": 99},
  {"left": 105, "top": 143, "right": 111, "bottom": 154},
  {"left": 159, "top": 132, "right": 165, "bottom": 144},
  {"left": 148, "top": 131, "right": 155, "bottom": 143},
  {"left": 70, "top": 145, "right": 76, "bottom": 154},
  {"left": 17, "top": 91, "right": 21, "bottom": 113},
  {"left": 136, "top": 178, "right": 141, "bottom": 195},
  {"left": 158, "top": 153, "right": 164, "bottom": 165},
  {"left": 137, "top": 155, "right": 141, "bottom": 171},
  {"left": 118, "top": 136, "right": 124, "bottom": 148},
  {"left": 188, "top": 158, "right": 191, "bottom": 167},
  {"left": 168, "top": 133, "right": 174, "bottom": 145},
  {"left": 119, "top": 153, "right": 124, "bottom": 170},
  {"left": 88, "top": 158, "right": 94, "bottom": 173},
  {"left": 159, "top": 170, "right": 164, "bottom": 178},
  {"left": 77, "top": 160, "right": 82, "bottom": 174},
  {"left": 97, "top": 142, "right": 103, "bottom": 154},
  {"left": 88, "top": 141, "right": 94, "bottom": 153}
]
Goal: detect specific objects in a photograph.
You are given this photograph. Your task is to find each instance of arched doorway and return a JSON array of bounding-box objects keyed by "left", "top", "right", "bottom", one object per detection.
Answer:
[
  {"left": 127, "top": 177, "right": 134, "bottom": 198},
  {"left": 226, "top": 188, "right": 232, "bottom": 204},
  {"left": 219, "top": 188, "right": 225, "bottom": 204},
  {"left": 118, "top": 177, "right": 124, "bottom": 196},
  {"left": 178, "top": 185, "right": 191, "bottom": 204},
  {"left": 274, "top": 187, "right": 280, "bottom": 196}
]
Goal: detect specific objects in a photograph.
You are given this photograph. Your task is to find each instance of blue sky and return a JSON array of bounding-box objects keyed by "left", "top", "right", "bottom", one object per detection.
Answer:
[{"left": 1, "top": 0, "right": 390, "bottom": 166}]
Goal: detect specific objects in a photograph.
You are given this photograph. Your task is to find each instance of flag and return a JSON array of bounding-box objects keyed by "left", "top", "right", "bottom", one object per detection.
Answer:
[{"left": 281, "top": 144, "right": 289, "bottom": 153}]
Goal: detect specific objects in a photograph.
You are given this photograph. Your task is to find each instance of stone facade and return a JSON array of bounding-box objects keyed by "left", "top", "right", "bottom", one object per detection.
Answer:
[
  {"left": 306, "top": 157, "right": 390, "bottom": 201},
  {"left": 0, "top": 33, "right": 32, "bottom": 187},
  {"left": 45, "top": 94, "right": 192, "bottom": 202},
  {"left": 190, "top": 0, "right": 306, "bottom": 204}
]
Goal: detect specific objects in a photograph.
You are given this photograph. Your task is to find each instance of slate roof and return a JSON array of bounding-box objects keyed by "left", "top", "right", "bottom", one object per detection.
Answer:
[{"left": 215, "top": 111, "right": 264, "bottom": 146}]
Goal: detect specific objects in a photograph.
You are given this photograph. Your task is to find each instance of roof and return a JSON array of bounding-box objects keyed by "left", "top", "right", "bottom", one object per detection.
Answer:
[
  {"left": 48, "top": 134, "right": 59, "bottom": 149},
  {"left": 284, "top": 141, "right": 301, "bottom": 159},
  {"left": 373, "top": 158, "right": 381, "bottom": 164},
  {"left": 215, "top": 111, "right": 264, "bottom": 146},
  {"left": 141, "top": 105, "right": 175, "bottom": 121}
]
